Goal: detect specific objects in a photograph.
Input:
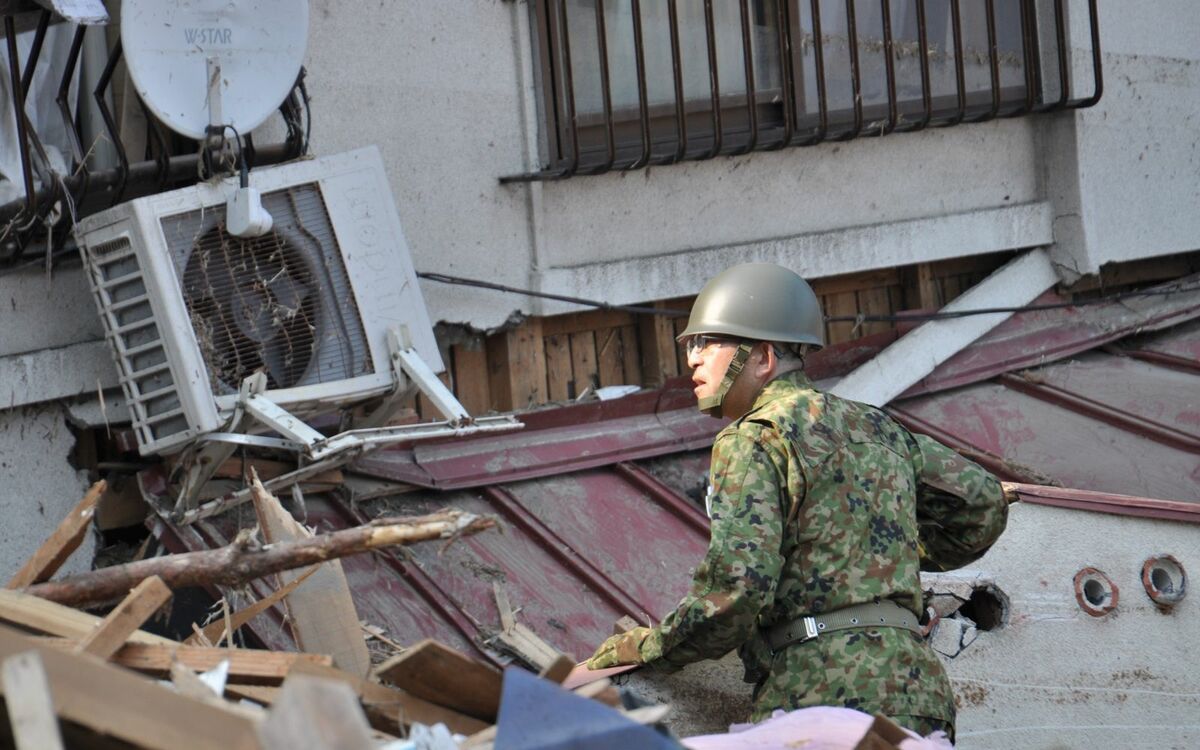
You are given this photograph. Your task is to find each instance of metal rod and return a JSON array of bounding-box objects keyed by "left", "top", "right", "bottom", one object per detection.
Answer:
[
  {"left": 765, "top": 0, "right": 793, "bottom": 149},
  {"left": 56, "top": 25, "right": 87, "bottom": 165},
  {"left": 789, "top": 0, "right": 829, "bottom": 146},
  {"left": 592, "top": 0, "right": 617, "bottom": 173},
  {"left": 1069, "top": 0, "right": 1103, "bottom": 108},
  {"left": 880, "top": 0, "right": 898, "bottom": 134},
  {"left": 668, "top": 0, "right": 688, "bottom": 161},
  {"left": 19, "top": 9, "right": 50, "bottom": 95},
  {"left": 943, "top": 0, "right": 968, "bottom": 126},
  {"left": 5, "top": 15, "right": 35, "bottom": 218},
  {"left": 626, "top": 0, "right": 652, "bottom": 169},
  {"left": 911, "top": 0, "right": 933, "bottom": 130},
  {"left": 555, "top": 0, "right": 580, "bottom": 177},
  {"left": 93, "top": 40, "right": 128, "bottom": 206},
  {"left": 836, "top": 0, "right": 865, "bottom": 140},
  {"left": 736, "top": 0, "right": 758, "bottom": 153},
  {"left": 968, "top": 0, "right": 1002, "bottom": 122},
  {"left": 701, "top": 0, "right": 723, "bottom": 158}
]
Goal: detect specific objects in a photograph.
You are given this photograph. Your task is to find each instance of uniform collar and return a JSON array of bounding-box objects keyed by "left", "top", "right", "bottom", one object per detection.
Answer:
[{"left": 746, "top": 369, "right": 815, "bottom": 415}]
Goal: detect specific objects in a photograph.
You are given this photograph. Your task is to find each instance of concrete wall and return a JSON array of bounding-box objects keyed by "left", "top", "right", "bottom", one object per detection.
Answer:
[{"left": 299, "top": 0, "right": 1199, "bottom": 324}]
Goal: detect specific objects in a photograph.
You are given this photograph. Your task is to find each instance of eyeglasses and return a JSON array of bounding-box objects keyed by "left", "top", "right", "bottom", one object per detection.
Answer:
[{"left": 683, "top": 335, "right": 735, "bottom": 358}]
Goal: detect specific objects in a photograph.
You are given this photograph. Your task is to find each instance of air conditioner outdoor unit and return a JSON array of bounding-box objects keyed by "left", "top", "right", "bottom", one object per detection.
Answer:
[{"left": 75, "top": 146, "right": 446, "bottom": 457}]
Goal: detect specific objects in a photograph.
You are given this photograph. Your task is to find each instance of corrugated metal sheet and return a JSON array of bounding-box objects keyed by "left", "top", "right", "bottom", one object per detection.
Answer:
[{"left": 155, "top": 279, "right": 1200, "bottom": 662}]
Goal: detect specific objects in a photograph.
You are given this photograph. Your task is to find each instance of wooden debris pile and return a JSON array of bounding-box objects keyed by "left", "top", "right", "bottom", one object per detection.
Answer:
[{"left": 0, "top": 477, "right": 660, "bottom": 749}]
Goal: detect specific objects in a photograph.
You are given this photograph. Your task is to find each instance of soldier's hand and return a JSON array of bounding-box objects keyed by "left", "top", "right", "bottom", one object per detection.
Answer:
[{"left": 586, "top": 626, "right": 653, "bottom": 670}]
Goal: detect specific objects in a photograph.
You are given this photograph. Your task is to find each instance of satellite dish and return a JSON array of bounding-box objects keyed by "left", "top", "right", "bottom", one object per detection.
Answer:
[{"left": 121, "top": 0, "right": 309, "bottom": 140}]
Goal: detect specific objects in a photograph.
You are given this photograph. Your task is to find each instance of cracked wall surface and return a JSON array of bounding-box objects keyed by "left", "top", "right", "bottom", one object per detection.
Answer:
[{"left": 0, "top": 403, "right": 94, "bottom": 581}]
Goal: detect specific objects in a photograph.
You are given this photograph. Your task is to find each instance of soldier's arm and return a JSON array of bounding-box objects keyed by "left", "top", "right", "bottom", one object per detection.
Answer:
[
  {"left": 638, "top": 426, "right": 787, "bottom": 667},
  {"left": 912, "top": 433, "right": 1008, "bottom": 571}
]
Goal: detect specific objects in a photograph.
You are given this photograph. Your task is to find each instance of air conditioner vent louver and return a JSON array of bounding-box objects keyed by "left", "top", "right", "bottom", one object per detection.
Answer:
[
  {"left": 83, "top": 234, "right": 191, "bottom": 447},
  {"left": 161, "top": 183, "right": 373, "bottom": 396}
]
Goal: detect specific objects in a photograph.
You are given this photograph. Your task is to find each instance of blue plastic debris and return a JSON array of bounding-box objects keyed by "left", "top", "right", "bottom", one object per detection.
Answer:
[{"left": 494, "top": 667, "right": 680, "bottom": 750}]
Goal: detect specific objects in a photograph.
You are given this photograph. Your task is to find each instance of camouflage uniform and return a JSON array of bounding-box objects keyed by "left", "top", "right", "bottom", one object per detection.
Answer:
[{"left": 605, "top": 370, "right": 1007, "bottom": 734}]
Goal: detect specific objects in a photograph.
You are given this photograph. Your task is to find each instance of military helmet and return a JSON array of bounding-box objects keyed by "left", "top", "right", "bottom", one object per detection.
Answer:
[{"left": 677, "top": 263, "right": 825, "bottom": 348}]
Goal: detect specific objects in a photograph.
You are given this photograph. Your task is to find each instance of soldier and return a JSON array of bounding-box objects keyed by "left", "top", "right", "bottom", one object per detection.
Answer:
[{"left": 586, "top": 263, "right": 1009, "bottom": 739}]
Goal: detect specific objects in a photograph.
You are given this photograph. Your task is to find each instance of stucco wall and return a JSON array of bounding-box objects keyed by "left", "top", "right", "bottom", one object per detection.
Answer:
[{"left": 299, "top": 0, "right": 1199, "bottom": 326}]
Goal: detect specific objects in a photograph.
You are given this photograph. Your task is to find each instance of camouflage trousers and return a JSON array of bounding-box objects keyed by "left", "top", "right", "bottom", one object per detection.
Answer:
[{"left": 747, "top": 629, "right": 956, "bottom": 732}]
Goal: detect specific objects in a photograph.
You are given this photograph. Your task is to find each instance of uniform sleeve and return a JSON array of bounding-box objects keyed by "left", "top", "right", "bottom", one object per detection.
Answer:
[
  {"left": 912, "top": 434, "right": 1008, "bottom": 571},
  {"left": 638, "top": 427, "right": 789, "bottom": 667}
]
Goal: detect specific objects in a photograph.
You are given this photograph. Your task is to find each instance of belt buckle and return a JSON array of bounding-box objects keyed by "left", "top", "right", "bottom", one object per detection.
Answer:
[{"left": 800, "top": 616, "right": 818, "bottom": 643}]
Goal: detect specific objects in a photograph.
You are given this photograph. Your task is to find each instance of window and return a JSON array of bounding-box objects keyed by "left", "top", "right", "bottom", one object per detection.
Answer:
[{"left": 512, "top": 0, "right": 1101, "bottom": 181}]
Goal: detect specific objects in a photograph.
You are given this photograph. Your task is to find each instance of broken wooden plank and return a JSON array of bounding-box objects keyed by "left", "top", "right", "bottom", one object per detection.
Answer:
[
  {"left": 287, "top": 659, "right": 489, "bottom": 736},
  {"left": 42, "top": 639, "right": 332, "bottom": 685},
  {"left": 23, "top": 508, "right": 495, "bottom": 608},
  {"left": 0, "top": 622, "right": 261, "bottom": 750},
  {"left": 490, "top": 582, "right": 566, "bottom": 671},
  {"left": 7, "top": 480, "right": 106, "bottom": 589},
  {"left": 76, "top": 575, "right": 172, "bottom": 659},
  {"left": 185, "top": 565, "right": 320, "bottom": 647},
  {"left": 250, "top": 473, "right": 370, "bottom": 677},
  {"left": 258, "top": 674, "right": 375, "bottom": 750},
  {"left": 373, "top": 639, "right": 501, "bottom": 722},
  {"left": 2, "top": 650, "right": 65, "bottom": 750},
  {"left": 0, "top": 588, "right": 173, "bottom": 646},
  {"left": 538, "top": 653, "right": 575, "bottom": 684}
]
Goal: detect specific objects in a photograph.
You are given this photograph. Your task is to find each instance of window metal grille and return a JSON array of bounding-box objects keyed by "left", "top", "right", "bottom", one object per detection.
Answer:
[{"left": 506, "top": 0, "right": 1101, "bottom": 182}]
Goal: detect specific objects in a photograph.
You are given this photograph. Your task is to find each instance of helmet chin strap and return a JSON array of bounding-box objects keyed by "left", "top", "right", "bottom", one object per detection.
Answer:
[{"left": 697, "top": 343, "right": 753, "bottom": 415}]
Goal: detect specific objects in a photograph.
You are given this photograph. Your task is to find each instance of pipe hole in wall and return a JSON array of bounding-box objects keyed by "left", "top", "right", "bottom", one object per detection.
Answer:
[
  {"left": 957, "top": 584, "right": 1009, "bottom": 631},
  {"left": 1074, "top": 567, "right": 1119, "bottom": 617},
  {"left": 1142, "top": 554, "right": 1187, "bottom": 610}
]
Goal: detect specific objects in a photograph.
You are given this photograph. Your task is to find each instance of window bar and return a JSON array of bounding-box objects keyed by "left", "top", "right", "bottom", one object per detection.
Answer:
[
  {"left": 4, "top": 16, "right": 36, "bottom": 220},
  {"left": 736, "top": 0, "right": 758, "bottom": 153},
  {"left": 553, "top": 0, "right": 581, "bottom": 177},
  {"left": 94, "top": 40, "right": 130, "bottom": 206},
  {"left": 668, "top": 0, "right": 689, "bottom": 162},
  {"left": 764, "top": 0, "right": 793, "bottom": 150},
  {"left": 788, "top": 0, "right": 830, "bottom": 147},
  {"left": 700, "top": 0, "right": 723, "bottom": 158},
  {"left": 19, "top": 9, "right": 50, "bottom": 94},
  {"left": 56, "top": 25, "right": 89, "bottom": 209},
  {"left": 896, "top": 0, "right": 933, "bottom": 132},
  {"left": 942, "top": 0, "right": 968, "bottom": 126},
  {"left": 1033, "top": 0, "right": 1070, "bottom": 112},
  {"left": 1014, "top": 0, "right": 1037, "bottom": 115},
  {"left": 965, "top": 0, "right": 1003, "bottom": 122},
  {"left": 1068, "top": 0, "right": 1102, "bottom": 108},
  {"left": 833, "top": 0, "right": 865, "bottom": 141},
  {"left": 626, "top": 0, "right": 653, "bottom": 169},
  {"left": 591, "top": 0, "right": 617, "bottom": 174},
  {"left": 880, "top": 0, "right": 898, "bottom": 134}
]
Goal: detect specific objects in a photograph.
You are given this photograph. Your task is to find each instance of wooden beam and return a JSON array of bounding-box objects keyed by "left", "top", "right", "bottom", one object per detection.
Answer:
[
  {"left": 619, "top": 325, "right": 641, "bottom": 384},
  {"left": 541, "top": 309, "right": 633, "bottom": 338},
  {"left": 251, "top": 475, "right": 370, "bottom": 677},
  {"left": 0, "top": 588, "right": 173, "bottom": 646},
  {"left": 286, "top": 660, "right": 489, "bottom": 736},
  {"left": 0, "top": 623, "right": 262, "bottom": 750},
  {"left": 7, "top": 480, "right": 106, "bottom": 589},
  {"left": 41, "top": 639, "right": 332, "bottom": 685},
  {"left": 373, "top": 639, "right": 502, "bottom": 722},
  {"left": 451, "top": 341, "right": 491, "bottom": 416},
  {"left": 76, "top": 575, "right": 172, "bottom": 659},
  {"left": 915, "top": 262, "right": 941, "bottom": 310},
  {"left": 486, "top": 318, "right": 547, "bottom": 411},
  {"left": 569, "top": 330, "right": 597, "bottom": 395},
  {"left": 596, "top": 328, "right": 625, "bottom": 387},
  {"left": 2, "top": 650, "right": 65, "bottom": 750},
  {"left": 636, "top": 303, "right": 682, "bottom": 386},
  {"left": 544, "top": 332, "right": 572, "bottom": 402}
]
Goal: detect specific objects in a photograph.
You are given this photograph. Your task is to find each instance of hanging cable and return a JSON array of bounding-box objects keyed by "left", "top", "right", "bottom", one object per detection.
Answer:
[{"left": 417, "top": 271, "right": 1200, "bottom": 323}]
